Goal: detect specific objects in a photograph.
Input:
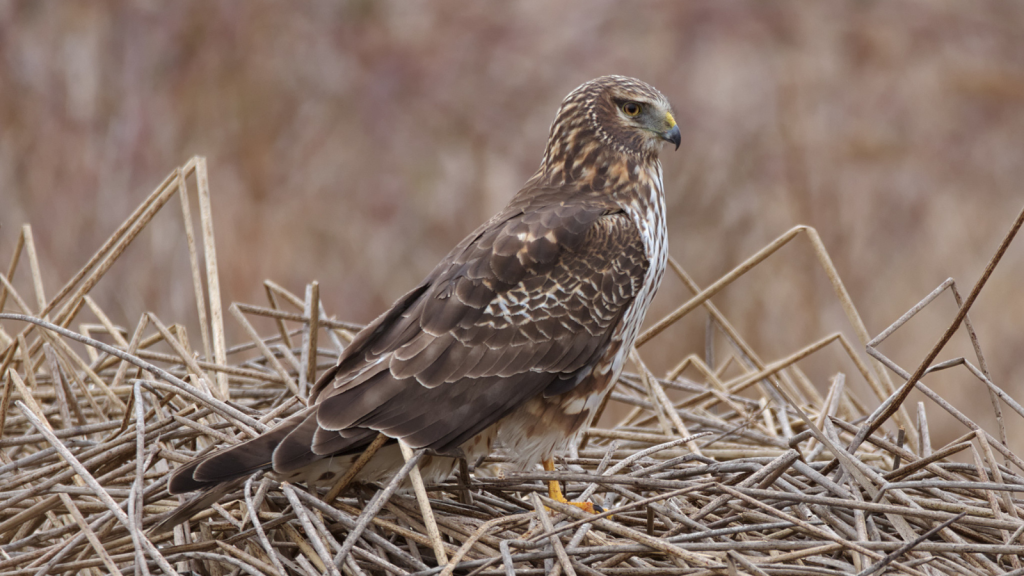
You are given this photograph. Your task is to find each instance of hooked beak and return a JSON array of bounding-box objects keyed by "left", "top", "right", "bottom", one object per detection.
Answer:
[
  {"left": 661, "top": 125, "right": 681, "bottom": 150},
  {"left": 660, "top": 111, "right": 680, "bottom": 150}
]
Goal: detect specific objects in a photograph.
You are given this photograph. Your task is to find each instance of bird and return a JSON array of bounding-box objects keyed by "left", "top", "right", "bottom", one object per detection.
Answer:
[{"left": 166, "top": 75, "right": 680, "bottom": 515}]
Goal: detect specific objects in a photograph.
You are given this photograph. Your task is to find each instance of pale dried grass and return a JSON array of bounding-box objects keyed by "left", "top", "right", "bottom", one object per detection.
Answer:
[{"left": 1, "top": 158, "right": 1023, "bottom": 575}]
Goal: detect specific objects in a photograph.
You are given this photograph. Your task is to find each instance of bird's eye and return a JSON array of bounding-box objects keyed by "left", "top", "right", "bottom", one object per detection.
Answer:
[{"left": 622, "top": 102, "right": 642, "bottom": 117}]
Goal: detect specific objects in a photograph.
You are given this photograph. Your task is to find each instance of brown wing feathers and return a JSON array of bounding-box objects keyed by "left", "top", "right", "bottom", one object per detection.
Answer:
[
  {"left": 313, "top": 201, "right": 642, "bottom": 443},
  {"left": 168, "top": 199, "right": 648, "bottom": 494}
]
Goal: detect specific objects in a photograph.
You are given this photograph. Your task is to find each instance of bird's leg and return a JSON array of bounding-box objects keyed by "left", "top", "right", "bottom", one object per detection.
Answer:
[{"left": 543, "top": 457, "right": 596, "bottom": 514}]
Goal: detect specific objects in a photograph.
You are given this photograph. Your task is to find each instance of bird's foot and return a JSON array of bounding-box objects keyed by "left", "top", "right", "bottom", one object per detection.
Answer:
[{"left": 543, "top": 457, "right": 600, "bottom": 514}]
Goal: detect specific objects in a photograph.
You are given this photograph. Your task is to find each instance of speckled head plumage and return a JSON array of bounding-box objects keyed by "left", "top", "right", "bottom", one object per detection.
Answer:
[{"left": 540, "top": 76, "right": 679, "bottom": 182}]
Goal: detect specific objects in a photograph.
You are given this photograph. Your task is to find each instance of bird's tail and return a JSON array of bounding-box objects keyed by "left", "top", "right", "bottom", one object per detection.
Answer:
[
  {"left": 154, "top": 409, "right": 314, "bottom": 533},
  {"left": 166, "top": 408, "right": 313, "bottom": 494},
  {"left": 150, "top": 479, "right": 243, "bottom": 534}
]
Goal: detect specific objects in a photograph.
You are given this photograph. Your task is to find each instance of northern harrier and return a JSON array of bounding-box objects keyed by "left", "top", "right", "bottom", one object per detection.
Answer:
[{"left": 168, "top": 75, "right": 680, "bottom": 511}]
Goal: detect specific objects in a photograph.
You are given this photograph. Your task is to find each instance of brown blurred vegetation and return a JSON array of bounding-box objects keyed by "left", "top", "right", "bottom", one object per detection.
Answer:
[{"left": 3, "top": 1, "right": 1024, "bottom": 450}]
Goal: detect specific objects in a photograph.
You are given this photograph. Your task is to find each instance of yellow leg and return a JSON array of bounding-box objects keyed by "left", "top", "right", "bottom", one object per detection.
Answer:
[{"left": 543, "top": 457, "right": 596, "bottom": 513}]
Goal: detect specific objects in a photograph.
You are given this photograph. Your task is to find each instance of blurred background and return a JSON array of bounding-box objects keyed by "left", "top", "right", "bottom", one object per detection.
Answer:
[{"left": 2, "top": 1, "right": 1024, "bottom": 451}]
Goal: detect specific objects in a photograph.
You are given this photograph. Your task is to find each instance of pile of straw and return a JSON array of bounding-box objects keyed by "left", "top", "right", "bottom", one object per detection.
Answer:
[{"left": 1, "top": 158, "right": 1023, "bottom": 575}]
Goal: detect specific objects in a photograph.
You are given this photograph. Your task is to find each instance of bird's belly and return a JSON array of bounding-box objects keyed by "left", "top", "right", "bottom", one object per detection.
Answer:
[{"left": 493, "top": 370, "right": 617, "bottom": 470}]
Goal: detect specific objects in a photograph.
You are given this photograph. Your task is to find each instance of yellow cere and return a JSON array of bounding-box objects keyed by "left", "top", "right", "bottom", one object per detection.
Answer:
[{"left": 665, "top": 112, "right": 676, "bottom": 129}]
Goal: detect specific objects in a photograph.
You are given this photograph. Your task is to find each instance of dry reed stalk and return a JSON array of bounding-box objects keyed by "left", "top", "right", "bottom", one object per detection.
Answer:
[{"left": 0, "top": 157, "right": 1022, "bottom": 574}]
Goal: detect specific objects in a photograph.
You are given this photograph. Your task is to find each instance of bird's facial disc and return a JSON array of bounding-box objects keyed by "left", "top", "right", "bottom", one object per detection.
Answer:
[{"left": 613, "top": 97, "right": 680, "bottom": 151}]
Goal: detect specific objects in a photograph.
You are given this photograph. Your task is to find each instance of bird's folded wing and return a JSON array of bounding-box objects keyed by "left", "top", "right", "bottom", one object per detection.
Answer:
[{"left": 306, "top": 191, "right": 650, "bottom": 458}]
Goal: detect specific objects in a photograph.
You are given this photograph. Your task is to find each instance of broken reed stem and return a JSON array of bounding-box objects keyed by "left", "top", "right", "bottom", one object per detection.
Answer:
[
  {"left": 859, "top": 202, "right": 1024, "bottom": 448},
  {"left": 399, "top": 439, "right": 449, "bottom": 566}
]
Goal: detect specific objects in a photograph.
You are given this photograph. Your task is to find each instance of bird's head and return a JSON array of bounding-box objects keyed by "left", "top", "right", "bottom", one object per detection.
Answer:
[{"left": 540, "top": 76, "right": 679, "bottom": 183}]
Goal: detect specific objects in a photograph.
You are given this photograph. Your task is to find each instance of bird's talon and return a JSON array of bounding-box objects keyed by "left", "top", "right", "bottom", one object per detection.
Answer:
[
  {"left": 544, "top": 457, "right": 599, "bottom": 514},
  {"left": 545, "top": 495, "right": 598, "bottom": 514},
  {"left": 566, "top": 500, "right": 597, "bottom": 514}
]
